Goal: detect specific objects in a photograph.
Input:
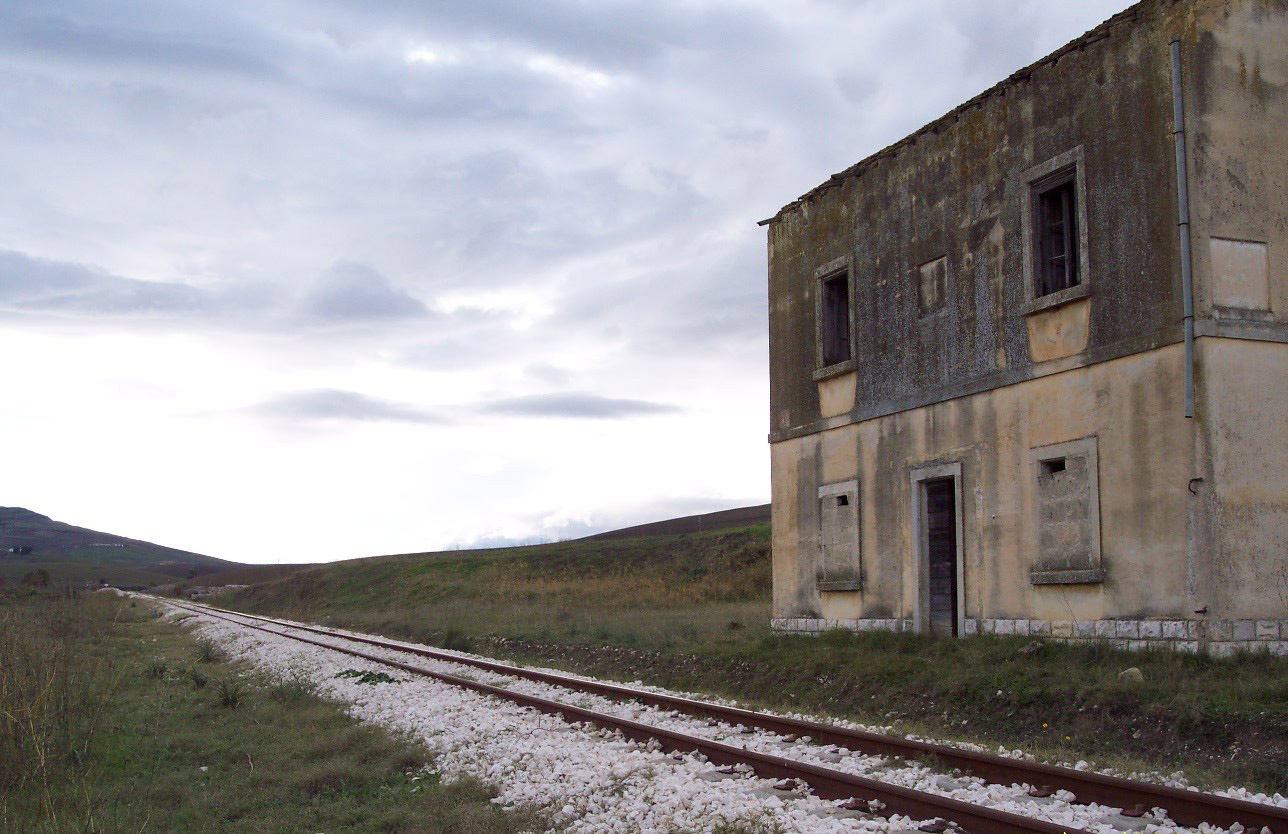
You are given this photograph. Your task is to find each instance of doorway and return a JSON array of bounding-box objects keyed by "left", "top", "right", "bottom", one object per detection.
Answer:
[{"left": 923, "top": 478, "right": 958, "bottom": 638}]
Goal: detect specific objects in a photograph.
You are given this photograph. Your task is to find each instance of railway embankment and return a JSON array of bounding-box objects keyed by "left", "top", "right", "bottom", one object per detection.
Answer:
[
  {"left": 163, "top": 599, "right": 1288, "bottom": 834},
  {"left": 205, "top": 523, "right": 1288, "bottom": 794}
]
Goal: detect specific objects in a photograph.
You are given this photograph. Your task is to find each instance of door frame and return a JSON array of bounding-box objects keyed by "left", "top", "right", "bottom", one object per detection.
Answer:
[{"left": 910, "top": 461, "right": 965, "bottom": 637}]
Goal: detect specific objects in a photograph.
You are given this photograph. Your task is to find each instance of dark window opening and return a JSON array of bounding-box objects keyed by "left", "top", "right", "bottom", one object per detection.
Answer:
[
  {"left": 835, "top": 494, "right": 849, "bottom": 507},
  {"left": 1034, "top": 173, "right": 1079, "bottom": 297},
  {"left": 820, "top": 272, "right": 851, "bottom": 366},
  {"left": 1041, "top": 458, "right": 1067, "bottom": 475}
]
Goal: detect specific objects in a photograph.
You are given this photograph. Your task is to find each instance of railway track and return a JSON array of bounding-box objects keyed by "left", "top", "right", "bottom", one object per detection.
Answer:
[{"left": 164, "top": 599, "right": 1285, "bottom": 834}]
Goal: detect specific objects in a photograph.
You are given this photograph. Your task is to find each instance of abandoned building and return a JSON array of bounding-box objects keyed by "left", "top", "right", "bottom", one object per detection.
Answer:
[{"left": 761, "top": 0, "right": 1287, "bottom": 654}]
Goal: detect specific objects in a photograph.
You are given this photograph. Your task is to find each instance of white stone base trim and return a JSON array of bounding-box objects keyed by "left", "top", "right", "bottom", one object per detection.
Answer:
[
  {"left": 770, "top": 617, "right": 914, "bottom": 636},
  {"left": 770, "top": 616, "right": 1288, "bottom": 655}
]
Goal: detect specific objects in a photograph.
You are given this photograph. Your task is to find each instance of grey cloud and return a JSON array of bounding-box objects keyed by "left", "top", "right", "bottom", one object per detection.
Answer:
[
  {"left": 0, "top": 7, "right": 281, "bottom": 82},
  {"left": 298, "top": 261, "right": 429, "bottom": 321},
  {"left": 544, "top": 240, "right": 768, "bottom": 357},
  {"left": 251, "top": 389, "right": 444, "bottom": 424},
  {"left": 0, "top": 249, "right": 210, "bottom": 316},
  {"left": 0, "top": 250, "right": 433, "bottom": 331},
  {"left": 480, "top": 392, "right": 679, "bottom": 420}
]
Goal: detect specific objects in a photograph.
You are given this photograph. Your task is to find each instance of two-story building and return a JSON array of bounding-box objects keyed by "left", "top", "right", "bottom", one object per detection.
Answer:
[{"left": 761, "top": 0, "right": 1287, "bottom": 653}]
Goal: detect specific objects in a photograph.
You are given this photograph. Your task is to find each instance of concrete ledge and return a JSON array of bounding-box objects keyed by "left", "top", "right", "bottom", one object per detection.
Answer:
[
  {"left": 1020, "top": 282, "right": 1091, "bottom": 316},
  {"left": 1030, "top": 568, "right": 1106, "bottom": 585},
  {"left": 816, "top": 579, "right": 862, "bottom": 591}
]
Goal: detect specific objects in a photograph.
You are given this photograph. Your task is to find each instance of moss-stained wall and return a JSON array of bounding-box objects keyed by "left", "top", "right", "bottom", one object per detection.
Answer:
[{"left": 767, "top": 0, "right": 1188, "bottom": 442}]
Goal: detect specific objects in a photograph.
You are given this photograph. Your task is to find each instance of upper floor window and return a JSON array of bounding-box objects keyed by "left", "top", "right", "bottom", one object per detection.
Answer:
[
  {"left": 1020, "top": 147, "right": 1089, "bottom": 310},
  {"left": 819, "top": 270, "right": 851, "bottom": 366},
  {"left": 1034, "top": 171, "right": 1079, "bottom": 296}
]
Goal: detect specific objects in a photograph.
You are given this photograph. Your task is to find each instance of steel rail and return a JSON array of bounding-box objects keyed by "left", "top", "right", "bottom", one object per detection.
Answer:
[
  {"left": 171, "top": 600, "right": 1287, "bottom": 833},
  {"left": 166, "top": 600, "right": 1091, "bottom": 834}
]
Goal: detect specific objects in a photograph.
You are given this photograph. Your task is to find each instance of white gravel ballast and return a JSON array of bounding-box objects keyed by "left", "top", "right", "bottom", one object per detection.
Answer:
[{"left": 158, "top": 602, "right": 1284, "bottom": 834}]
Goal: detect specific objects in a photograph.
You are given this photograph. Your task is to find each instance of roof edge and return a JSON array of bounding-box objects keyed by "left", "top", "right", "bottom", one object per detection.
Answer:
[{"left": 759, "top": 0, "right": 1162, "bottom": 227}]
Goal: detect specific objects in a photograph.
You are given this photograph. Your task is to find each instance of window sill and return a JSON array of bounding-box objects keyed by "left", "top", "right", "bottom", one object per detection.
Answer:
[
  {"left": 1030, "top": 568, "right": 1105, "bottom": 586},
  {"left": 1021, "top": 282, "right": 1090, "bottom": 316},
  {"left": 813, "top": 358, "right": 857, "bottom": 382},
  {"left": 817, "top": 579, "right": 862, "bottom": 592}
]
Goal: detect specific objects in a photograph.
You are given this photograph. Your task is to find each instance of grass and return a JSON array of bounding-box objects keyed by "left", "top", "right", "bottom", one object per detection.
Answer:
[
  {"left": 216, "top": 522, "right": 1288, "bottom": 793},
  {"left": 228, "top": 524, "right": 773, "bottom": 652},
  {"left": 0, "top": 589, "right": 538, "bottom": 834}
]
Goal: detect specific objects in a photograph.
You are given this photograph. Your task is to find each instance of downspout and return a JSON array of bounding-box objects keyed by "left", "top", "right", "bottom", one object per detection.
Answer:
[
  {"left": 1170, "top": 38, "right": 1196, "bottom": 418},
  {"left": 1171, "top": 38, "right": 1207, "bottom": 644}
]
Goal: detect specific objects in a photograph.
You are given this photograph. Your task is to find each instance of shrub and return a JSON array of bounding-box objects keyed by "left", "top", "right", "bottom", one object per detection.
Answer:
[
  {"left": 21, "top": 569, "right": 50, "bottom": 587},
  {"left": 440, "top": 629, "right": 473, "bottom": 653},
  {"left": 270, "top": 672, "right": 317, "bottom": 703},
  {"left": 194, "top": 639, "right": 223, "bottom": 664},
  {"left": 217, "top": 678, "right": 245, "bottom": 709}
]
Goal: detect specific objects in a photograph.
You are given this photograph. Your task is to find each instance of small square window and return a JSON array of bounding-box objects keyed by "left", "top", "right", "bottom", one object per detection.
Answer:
[
  {"left": 1041, "top": 458, "right": 1066, "bottom": 475},
  {"left": 1033, "top": 171, "right": 1080, "bottom": 297},
  {"left": 819, "top": 271, "right": 851, "bottom": 366}
]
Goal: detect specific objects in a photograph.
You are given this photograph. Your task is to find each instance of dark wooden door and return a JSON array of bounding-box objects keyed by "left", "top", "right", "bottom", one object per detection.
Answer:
[{"left": 924, "top": 479, "right": 958, "bottom": 638}]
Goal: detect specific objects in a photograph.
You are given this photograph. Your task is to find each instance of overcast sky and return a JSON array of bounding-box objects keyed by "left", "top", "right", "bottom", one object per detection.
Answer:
[{"left": 0, "top": 0, "right": 1134, "bottom": 564}]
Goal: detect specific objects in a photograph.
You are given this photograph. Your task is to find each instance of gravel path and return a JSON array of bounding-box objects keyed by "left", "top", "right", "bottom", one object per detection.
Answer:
[{"left": 157, "top": 601, "right": 1284, "bottom": 834}]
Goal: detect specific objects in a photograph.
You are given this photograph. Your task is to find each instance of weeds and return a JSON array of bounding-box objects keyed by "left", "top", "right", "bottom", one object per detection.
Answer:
[
  {"left": 269, "top": 672, "right": 317, "bottom": 703},
  {"left": 335, "top": 669, "right": 402, "bottom": 686},
  {"left": 193, "top": 638, "right": 223, "bottom": 664},
  {"left": 0, "top": 592, "right": 119, "bottom": 825},
  {"left": 145, "top": 658, "right": 169, "bottom": 679},
  {"left": 216, "top": 678, "right": 246, "bottom": 709},
  {"left": 185, "top": 667, "right": 209, "bottom": 689}
]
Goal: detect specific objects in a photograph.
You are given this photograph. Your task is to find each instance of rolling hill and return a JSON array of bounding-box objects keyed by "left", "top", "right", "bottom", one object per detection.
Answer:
[{"left": 0, "top": 507, "right": 245, "bottom": 588}]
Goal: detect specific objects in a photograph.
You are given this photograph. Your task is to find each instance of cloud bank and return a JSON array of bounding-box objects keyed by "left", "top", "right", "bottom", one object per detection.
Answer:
[{"left": 0, "top": 0, "right": 1135, "bottom": 561}]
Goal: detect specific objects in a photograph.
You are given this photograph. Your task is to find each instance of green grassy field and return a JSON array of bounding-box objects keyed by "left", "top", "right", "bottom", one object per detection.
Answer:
[
  {"left": 0, "top": 589, "right": 535, "bottom": 834},
  {"left": 0, "top": 558, "right": 175, "bottom": 589},
  {"left": 215, "top": 523, "right": 1288, "bottom": 793}
]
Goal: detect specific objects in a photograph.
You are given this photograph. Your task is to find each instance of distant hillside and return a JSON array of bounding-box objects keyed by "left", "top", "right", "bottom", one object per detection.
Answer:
[
  {"left": 0, "top": 507, "right": 245, "bottom": 588},
  {"left": 174, "top": 504, "right": 772, "bottom": 593},
  {"left": 580, "top": 504, "right": 771, "bottom": 541}
]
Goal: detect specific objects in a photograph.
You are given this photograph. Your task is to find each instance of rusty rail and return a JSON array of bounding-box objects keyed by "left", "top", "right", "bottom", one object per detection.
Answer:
[{"left": 168, "top": 600, "right": 1286, "bottom": 833}]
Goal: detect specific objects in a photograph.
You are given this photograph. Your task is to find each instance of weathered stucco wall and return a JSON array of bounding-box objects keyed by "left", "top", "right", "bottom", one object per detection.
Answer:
[
  {"left": 766, "top": 0, "right": 1288, "bottom": 644},
  {"left": 1185, "top": 0, "right": 1288, "bottom": 625},
  {"left": 1198, "top": 338, "right": 1288, "bottom": 620},
  {"left": 772, "top": 343, "right": 1194, "bottom": 626}
]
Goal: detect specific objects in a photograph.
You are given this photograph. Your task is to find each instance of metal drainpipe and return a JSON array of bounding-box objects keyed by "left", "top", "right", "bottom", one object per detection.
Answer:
[{"left": 1170, "top": 38, "right": 1196, "bottom": 418}]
